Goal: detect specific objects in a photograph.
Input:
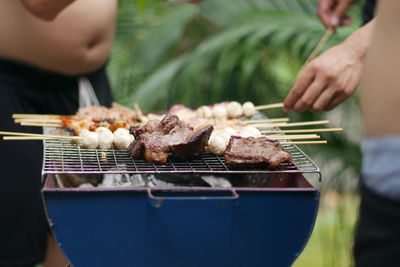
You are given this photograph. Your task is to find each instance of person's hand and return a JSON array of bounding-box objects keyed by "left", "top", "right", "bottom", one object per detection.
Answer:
[
  {"left": 318, "top": 0, "right": 356, "bottom": 30},
  {"left": 283, "top": 43, "right": 362, "bottom": 112}
]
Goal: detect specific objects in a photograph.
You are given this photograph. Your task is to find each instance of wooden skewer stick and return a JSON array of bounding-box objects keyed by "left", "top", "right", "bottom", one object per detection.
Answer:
[
  {"left": 280, "top": 141, "right": 327, "bottom": 145},
  {"left": 15, "top": 118, "right": 62, "bottom": 123},
  {"left": 253, "top": 120, "right": 330, "bottom": 129},
  {"left": 265, "top": 134, "right": 320, "bottom": 140},
  {"left": 302, "top": 29, "right": 334, "bottom": 71},
  {"left": 3, "top": 136, "right": 77, "bottom": 140},
  {"left": 20, "top": 122, "right": 64, "bottom": 128},
  {"left": 254, "top": 103, "right": 284, "bottom": 111},
  {"left": 245, "top": 118, "right": 289, "bottom": 124},
  {"left": 261, "top": 128, "right": 343, "bottom": 134},
  {"left": 12, "top": 114, "right": 63, "bottom": 119},
  {"left": 0, "top": 131, "right": 81, "bottom": 140}
]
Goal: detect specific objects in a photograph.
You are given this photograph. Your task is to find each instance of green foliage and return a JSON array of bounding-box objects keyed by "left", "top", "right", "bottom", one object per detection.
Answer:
[{"left": 109, "top": 0, "right": 364, "bottom": 192}]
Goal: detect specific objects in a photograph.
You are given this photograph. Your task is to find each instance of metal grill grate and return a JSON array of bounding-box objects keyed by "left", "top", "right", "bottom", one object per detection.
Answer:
[{"left": 42, "top": 138, "right": 320, "bottom": 177}]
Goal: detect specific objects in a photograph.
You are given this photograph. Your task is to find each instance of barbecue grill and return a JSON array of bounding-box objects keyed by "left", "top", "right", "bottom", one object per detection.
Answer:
[{"left": 41, "top": 126, "right": 321, "bottom": 267}]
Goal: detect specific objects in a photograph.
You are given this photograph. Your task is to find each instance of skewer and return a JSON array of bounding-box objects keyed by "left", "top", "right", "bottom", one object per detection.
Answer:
[
  {"left": 0, "top": 131, "right": 81, "bottom": 140},
  {"left": 245, "top": 118, "right": 289, "bottom": 124},
  {"left": 3, "top": 136, "right": 74, "bottom": 140},
  {"left": 265, "top": 134, "right": 320, "bottom": 140},
  {"left": 20, "top": 122, "right": 63, "bottom": 128},
  {"left": 0, "top": 131, "right": 80, "bottom": 140},
  {"left": 302, "top": 29, "right": 334, "bottom": 70},
  {"left": 254, "top": 103, "right": 284, "bottom": 111},
  {"left": 253, "top": 120, "right": 330, "bottom": 129},
  {"left": 280, "top": 141, "right": 327, "bottom": 145},
  {"left": 12, "top": 114, "right": 63, "bottom": 119},
  {"left": 261, "top": 128, "right": 343, "bottom": 134},
  {"left": 15, "top": 118, "right": 62, "bottom": 123}
]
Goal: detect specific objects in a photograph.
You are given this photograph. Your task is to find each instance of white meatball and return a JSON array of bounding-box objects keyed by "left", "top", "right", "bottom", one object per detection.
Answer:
[
  {"left": 114, "top": 128, "right": 129, "bottom": 135},
  {"left": 212, "top": 105, "right": 227, "bottom": 119},
  {"left": 242, "top": 101, "right": 256, "bottom": 118},
  {"left": 224, "top": 127, "right": 237, "bottom": 136},
  {"left": 219, "top": 131, "right": 231, "bottom": 144},
  {"left": 79, "top": 130, "right": 99, "bottom": 149},
  {"left": 243, "top": 126, "right": 262, "bottom": 137},
  {"left": 209, "top": 135, "right": 227, "bottom": 155},
  {"left": 114, "top": 132, "right": 135, "bottom": 150},
  {"left": 196, "top": 106, "right": 213, "bottom": 119},
  {"left": 239, "top": 129, "right": 254, "bottom": 138},
  {"left": 96, "top": 127, "right": 114, "bottom": 150},
  {"left": 227, "top": 101, "right": 243, "bottom": 119}
]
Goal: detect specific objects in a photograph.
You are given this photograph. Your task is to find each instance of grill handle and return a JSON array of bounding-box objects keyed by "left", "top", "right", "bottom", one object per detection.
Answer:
[{"left": 147, "top": 188, "right": 239, "bottom": 201}]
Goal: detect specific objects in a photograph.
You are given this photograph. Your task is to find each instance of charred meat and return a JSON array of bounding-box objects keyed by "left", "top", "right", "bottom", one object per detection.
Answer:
[
  {"left": 128, "top": 113, "right": 214, "bottom": 164},
  {"left": 224, "top": 136, "right": 291, "bottom": 168}
]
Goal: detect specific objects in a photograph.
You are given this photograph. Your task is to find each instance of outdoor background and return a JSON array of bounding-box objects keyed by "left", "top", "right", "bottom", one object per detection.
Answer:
[{"left": 108, "top": 0, "right": 364, "bottom": 266}]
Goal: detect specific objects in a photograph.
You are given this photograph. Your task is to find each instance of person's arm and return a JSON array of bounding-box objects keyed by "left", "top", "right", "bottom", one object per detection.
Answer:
[
  {"left": 283, "top": 19, "right": 375, "bottom": 112},
  {"left": 20, "top": 0, "right": 76, "bottom": 21},
  {"left": 361, "top": 1, "right": 400, "bottom": 137},
  {"left": 318, "top": 0, "right": 356, "bottom": 30}
]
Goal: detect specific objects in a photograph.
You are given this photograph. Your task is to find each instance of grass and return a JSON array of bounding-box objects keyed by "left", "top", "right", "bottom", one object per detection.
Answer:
[{"left": 294, "top": 192, "right": 359, "bottom": 267}]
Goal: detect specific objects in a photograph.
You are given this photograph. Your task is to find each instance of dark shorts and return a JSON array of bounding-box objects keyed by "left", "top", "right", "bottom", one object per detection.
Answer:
[
  {"left": 0, "top": 58, "right": 112, "bottom": 266},
  {"left": 354, "top": 183, "right": 400, "bottom": 267}
]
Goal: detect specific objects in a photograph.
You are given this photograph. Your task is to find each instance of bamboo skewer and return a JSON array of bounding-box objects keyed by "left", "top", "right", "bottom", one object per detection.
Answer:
[
  {"left": 12, "top": 114, "right": 63, "bottom": 119},
  {"left": 254, "top": 103, "right": 284, "bottom": 110},
  {"left": 20, "top": 122, "right": 63, "bottom": 128},
  {"left": 0, "top": 131, "right": 81, "bottom": 140},
  {"left": 15, "top": 118, "right": 62, "bottom": 123},
  {"left": 302, "top": 29, "right": 334, "bottom": 69},
  {"left": 261, "top": 128, "right": 343, "bottom": 134},
  {"left": 3, "top": 136, "right": 73, "bottom": 140},
  {"left": 1, "top": 134, "right": 81, "bottom": 141},
  {"left": 253, "top": 120, "right": 330, "bottom": 129},
  {"left": 280, "top": 141, "right": 327, "bottom": 145},
  {"left": 265, "top": 134, "right": 320, "bottom": 140},
  {"left": 245, "top": 118, "right": 289, "bottom": 124}
]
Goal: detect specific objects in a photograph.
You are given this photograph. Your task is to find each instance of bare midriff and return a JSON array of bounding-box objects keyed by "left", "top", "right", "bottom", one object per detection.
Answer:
[{"left": 0, "top": 0, "right": 117, "bottom": 75}]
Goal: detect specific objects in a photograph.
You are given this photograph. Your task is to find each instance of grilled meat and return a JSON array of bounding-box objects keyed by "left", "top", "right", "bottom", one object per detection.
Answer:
[
  {"left": 224, "top": 136, "right": 291, "bottom": 168},
  {"left": 129, "top": 113, "right": 214, "bottom": 164}
]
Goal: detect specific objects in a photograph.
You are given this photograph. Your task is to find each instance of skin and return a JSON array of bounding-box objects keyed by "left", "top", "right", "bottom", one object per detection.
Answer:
[
  {"left": 0, "top": 0, "right": 117, "bottom": 75},
  {"left": 361, "top": 1, "right": 400, "bottom": 137},
  {"left": 318, "top": 0, "right": 355, "bottom": 30},
  {"left": 1, "top": 2, "right": 204, "bottom": 266},
  {"left": 283, "top": 1, "right": 375, "bottom": 113}
]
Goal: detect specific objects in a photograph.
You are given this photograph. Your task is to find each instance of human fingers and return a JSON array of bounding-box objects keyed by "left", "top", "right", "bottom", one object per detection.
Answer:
[
  {"left": 330, "top": 0, "right": 354, "bottom": 27},
  {"left": 318, "top": 0, "right": 336, "bottom": 29},
  {"left": 283, "top": 66, "right": 315, "bottom": 112},
  {"left": 311, "top": 85, "right": 337, "bottom": 111},
  {"left": 324, "top": 92, "right": 351, "bottom": 110},
  {"left": 292, "top": 75, "right": 328, "bottom": 112},
  {"left": 340, "top": 15, "right": 352, "bottom": 26}
]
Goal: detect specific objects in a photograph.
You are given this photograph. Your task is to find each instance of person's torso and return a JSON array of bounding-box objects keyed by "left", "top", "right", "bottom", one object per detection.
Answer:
[{"left": 0, "top": 0, "right": 117, "bottom": 76}]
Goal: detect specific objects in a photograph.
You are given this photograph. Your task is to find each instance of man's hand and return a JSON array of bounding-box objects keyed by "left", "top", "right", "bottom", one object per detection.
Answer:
[
  {"left": 318, "top": 0, "right": 356, "bottom": 30},
  {"left": 283, "top": 43, "right": 363, "bottom": 112}
]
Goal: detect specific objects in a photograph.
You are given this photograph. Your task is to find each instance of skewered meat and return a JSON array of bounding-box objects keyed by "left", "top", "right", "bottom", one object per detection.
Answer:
[
  {"left": 242, "top": 101, "right": 256, "bottom": 118},
  {"left": 75, "top": 105, "right": 138, "bottom": 125},
  {"left": 113, "top": 128, "right": 135, "bottom": 150},
  {"left": 128, "top": 113, "right": 214, "bottom": 164},
  {"left": 96, "top": 127, "right": 114, "bottom": 149},
  {"left": 227, "top": 101, "right": 243, "bottom": 119},
  {"left": 224, "top": 136, "right": 291, "bottom": 168},
  {"left": 209, "top": 135, "right": 227, "bottom": 155},
  {"left": 212, "top": 105, "right": 227, "bottom": 119},
  {"left": 239, "top": 126, "right": 262, "bottom": 138},
  {"left": 78, "top": 130, "right": 99, "bottom": 149},
  {"left": 196, "top": 106, "right": 213, "bottom": 119}
]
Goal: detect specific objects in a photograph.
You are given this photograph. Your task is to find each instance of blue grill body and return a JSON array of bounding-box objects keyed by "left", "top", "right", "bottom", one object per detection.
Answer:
[{"left": 43, "top": 173, "right": 319, "bottom": 267}]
